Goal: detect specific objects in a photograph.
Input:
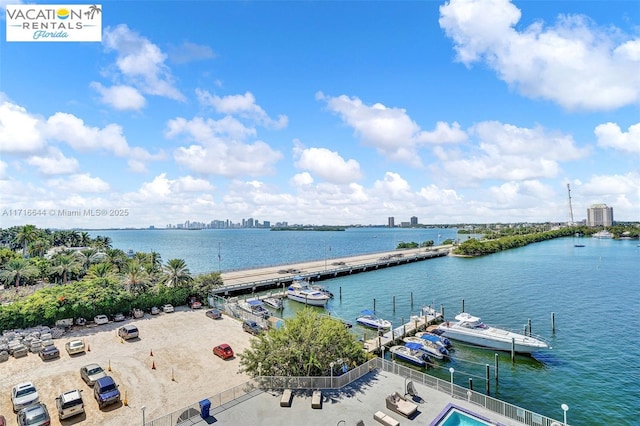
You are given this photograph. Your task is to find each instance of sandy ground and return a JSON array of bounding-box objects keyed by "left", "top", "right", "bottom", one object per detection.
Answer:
[{"left": 0, "top": 307, "right": 252, "bottom": 426}]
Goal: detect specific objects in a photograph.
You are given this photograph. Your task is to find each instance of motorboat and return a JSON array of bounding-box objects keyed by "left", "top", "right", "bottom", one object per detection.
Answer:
[
  {"left": 592, "top": 230, "right": 612, "bottom": 239},
  {"left": 311, "top": 285, "right": 334, "bottom": 298},
  {"left": 389, "top": 343, "right": 430, "bottom": 367},
  {"left": 436, "top": 312, "right": 549, "bottom": 354},
  {"left": 263, "top": 297, "right": 283, "bottom": 309},
  {"left": 286, "top": 277, "right": 330, "bottom": 307},
  {"left": 356, "top": 310, "right": 391, "bottom": 330},
  {"left": 416, "top": 330, "right": 453, "bottom": 350},
  {"left": 402, "top": 336, "right": 449, "bottom": 360},
  {"left": 238, "top": 299, "right": 270, "bottom": 319}
]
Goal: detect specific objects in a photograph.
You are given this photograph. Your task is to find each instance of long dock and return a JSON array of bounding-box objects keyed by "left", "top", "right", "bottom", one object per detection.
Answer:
[
  {"left": 361, "top": 309, "right": 443, "bottom": 353},
  {"left": 216, "top": 246, "right": 451, "bottom": 296}
]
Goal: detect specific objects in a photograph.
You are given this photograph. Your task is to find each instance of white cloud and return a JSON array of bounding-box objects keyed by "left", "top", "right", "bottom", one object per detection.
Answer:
[
  {"left": 90, "top": 82, "right": 147, "bottom": 111},
  {"left": 26, "top": 147, "right": 80, "bottom": 175},
  {"left": 102, "top": 24, "right": 185, "bottom": 102},
  {"left": 439, "top": 0, "right": 640, "bottom": 110},
  {"left": 46, "top": 112, "right": 163, "bottom": 162},
  {"left": 291, "top": 172, "right": 314, "bottom": 187},
  {"left": 580, "top": 172, "right": 640, "bottom": 196},
  {"left": 0, "top": 160, "right": 7, "bottom": 179},
  {"left": 372, "top": 172, "right": 412, "bottom": 201},
  {"left": 47, "top": 173, "right": 110, "bottom": 193},
  {"left": 594, "top": 122, "right": 640, "bottom": 154},
  {"left": 293, "top": 144, "right": 362, "bottom": 184},
  {"left": 318, "top": 92, "right": 465, "bottom": 166},
  {"left": 166, "top": 116, "right": 282, "bottom": 177},
  {"left": 0, "top": 100, "right": 46, "bottom": 154},
  {"left": 434, "top": 121, "right": 589, "bottom": 183},
  {"left": 196, "top": 90, "right": 288, "bottom": 129}
]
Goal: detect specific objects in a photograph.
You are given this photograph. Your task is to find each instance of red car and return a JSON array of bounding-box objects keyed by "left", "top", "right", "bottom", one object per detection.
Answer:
[{"left": 213, "top": 344, "right": 234, "bottom": 360}]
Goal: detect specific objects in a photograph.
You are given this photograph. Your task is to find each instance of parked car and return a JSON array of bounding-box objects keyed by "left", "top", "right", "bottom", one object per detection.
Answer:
[
  {"left": 39, "top": 345, "right": 60, "bottom": 360},
  {"left": 65, "top": 339, "right": 85, "bottom": 355},
  {"left": 113, "top": 313, "right": 125, "bottom": 322},
  {"left": 205, "top": 309, "right": 222, "bottom": 320},
  {"left": 80, "top": 364, "right": 106, "bottom": 387},
  {"left": 242, "top": 320, "right": 264, "bottom": 335},
  {"left": 190, "top": 301, "right": 202, "bottom": 309},
  {"left": 0, "top": 414, "right": 6, "bottom": 426},
  {"left": 162, "top": 304, "right": 174, "bottom": 313},
  {"left": 117, "top": 324, "right": 139, "bottom": 340},
  {"left": 150, "top": 306, "right": 160, "bottom": 315},
  {"left": 16, "top": 403, "right": 49, "bottom": 426},
  {"left": 213, "top": 344, "right": 234, "bottom": 360},
  {"left": 11, "top": 382, "right": 39, "bottom": 412},
  {"left": 93, "top": 376, "right": 120, "bottom": 409},
  {"left": 94, "top": 314, "right": 109, "bottom": 325},
  {"left": 55, "top": 389, "right": 84, "bottom": 419}
]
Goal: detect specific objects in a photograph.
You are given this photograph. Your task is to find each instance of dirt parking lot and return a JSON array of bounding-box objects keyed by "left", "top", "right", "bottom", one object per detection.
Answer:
[{"left": 0, "top": 307, "right": 252, "bottom": 425}]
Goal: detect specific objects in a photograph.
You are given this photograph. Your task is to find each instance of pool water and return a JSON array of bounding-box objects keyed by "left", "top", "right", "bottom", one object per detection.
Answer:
[{"left": 431, "top": 405, "right": 493, "bottom": 426}]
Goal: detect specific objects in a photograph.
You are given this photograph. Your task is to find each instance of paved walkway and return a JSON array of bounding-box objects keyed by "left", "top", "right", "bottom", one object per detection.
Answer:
[{"left": 179, "top": 368, "right": 550, "bottom": 426}]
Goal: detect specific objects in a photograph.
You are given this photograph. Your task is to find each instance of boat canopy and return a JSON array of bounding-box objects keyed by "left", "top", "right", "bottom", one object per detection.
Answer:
[
  {"left": 455, "top": 313, "right": 481, "bottom": 323},
  {"left": 419, "top": 334, "right": 440, "bottom": 343},
  {"left": 247, "top": 300, "right": 264, "bottom": 306},
  {"left": 360, "top": 309, "right": 375, "bottom": 316},
  {"left": 404, "top": 342, "right": 422, "bottom": 350}
]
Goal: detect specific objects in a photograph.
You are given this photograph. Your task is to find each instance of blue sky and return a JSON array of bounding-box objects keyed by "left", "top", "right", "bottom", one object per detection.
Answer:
[{"left": 0, "top": 0, "right": 638, "bottom": 228}]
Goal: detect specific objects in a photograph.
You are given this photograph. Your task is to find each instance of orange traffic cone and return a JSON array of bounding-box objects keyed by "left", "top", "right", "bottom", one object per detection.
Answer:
[{"left": 151, "top": 361, "right": 156, "bottom": 370}]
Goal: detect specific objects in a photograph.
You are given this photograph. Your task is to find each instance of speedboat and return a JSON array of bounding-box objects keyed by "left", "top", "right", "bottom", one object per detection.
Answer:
[
  {"left": 389, "top": 343, "right": 430, "bottom": 367},
  {"left": 263, "top": 297, "right": 283, "bottom": 309},
  {"left": 416, "top": 331, "right": 453, "bottom": 350},
  {"left": 286, "top": 277, "right": 330, "bottom": 307},
  {"left": 436, "top": 312, "right": 549, "bottom": 354},
  {"left": 356, "top": 310, "right": 391, "bottom": 330},
  {"left": 402, "top": 336, "right": 449, "bottom": 360},
  {"left": 239, "top": 300, "right": 270, "bottom": 319}
]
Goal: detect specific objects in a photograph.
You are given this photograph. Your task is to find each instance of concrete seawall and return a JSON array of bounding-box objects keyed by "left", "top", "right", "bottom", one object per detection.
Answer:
[{"left": 215, "top": 246, "right": 451, "bottom": 297}]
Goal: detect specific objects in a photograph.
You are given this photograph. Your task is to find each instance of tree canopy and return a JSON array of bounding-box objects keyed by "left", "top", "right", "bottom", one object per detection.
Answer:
[{"left": 239, "top": 309, "right": 368, "bottom": 377}]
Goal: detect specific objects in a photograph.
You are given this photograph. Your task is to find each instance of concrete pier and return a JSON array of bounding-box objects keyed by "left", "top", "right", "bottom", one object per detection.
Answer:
[{"left": 216, "top": 246, "right": 451, "bottom": 296}]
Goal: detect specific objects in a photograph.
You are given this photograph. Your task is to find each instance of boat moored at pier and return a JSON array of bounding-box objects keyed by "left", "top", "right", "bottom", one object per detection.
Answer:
[
  {"left": 389, "top": 343, "right": 430, "bottom": 367},
  {"left": 286, "top": 277, "right": 330, "bottom": 307},
  {"left": 436, "top": 313, "right": 549, "bottom": 354},
  {"left": 356, "top": 310, "right": 391, "bottom": 330}
]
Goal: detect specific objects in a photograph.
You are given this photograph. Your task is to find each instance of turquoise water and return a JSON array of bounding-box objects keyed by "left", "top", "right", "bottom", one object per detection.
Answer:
[
  {"left": 436, "top": 409, "right": 491, "bottom": 426},
  {"left": 91, "top": 228, "right": 640, "bottom": 425}
]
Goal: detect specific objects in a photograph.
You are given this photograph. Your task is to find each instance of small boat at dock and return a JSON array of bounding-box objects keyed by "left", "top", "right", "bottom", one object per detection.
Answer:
[
  {"left": 286, "top": 277, "right": 330, "bottom": 307},
  {"left": 416, "top": 331, "right": 453, "bottom": 350},
  {"left": 389, "top": 343, "right": 430, "bottom": 367},
  {"left": 311, "top": 285, "right": 334, "bottom": 298},
  {"left": 356, "top": 310, "right": 391, "bottom": 330},
  {"left": 238, "top": 299, "right": 270, "bottom": 319},
  {"left": 436, "top": 312, "right": 549, "bottom": 354},
  {"left": 263, "top": 297, "right": 283, "bottom": 309},
  {"left": 402, "top": 336, "right": 449, "bottom": 360}
]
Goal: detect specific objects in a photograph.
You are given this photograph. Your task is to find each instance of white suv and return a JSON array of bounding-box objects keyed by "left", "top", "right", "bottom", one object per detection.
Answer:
[
  {"left": 11, "top": 382, "right": 39, "bottom": 412},
  {"left": 94, "top": 315, "right": 109, "bottom": 325},
  {"left": 55, "top": 389, "right": 84, "bottom": 419}
]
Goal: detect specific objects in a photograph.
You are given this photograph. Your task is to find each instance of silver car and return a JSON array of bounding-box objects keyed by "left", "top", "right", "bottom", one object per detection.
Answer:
[
  {"left": 65, "top": 339, "right": 85, "bottom": 355},
  {"left": 11, "top": 382, "right": 39, "bottom": 412},
  {"left": 16, "top": 403, "right": 49, "bottom": 426},
  {"left": 80, "top": 364, "right": 107, "bottom": 387}
]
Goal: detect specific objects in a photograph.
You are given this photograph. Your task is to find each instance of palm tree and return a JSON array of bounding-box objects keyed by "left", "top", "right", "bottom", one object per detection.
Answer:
[
  {"left": 28, "top": 238, "right": 51, "bottom": 258},
  {"left": 122, "top": 259, "right": 148, "bottom": 294},
  {"left": 92, "top": 235, "right": 112, "bottom": 251},
  {"left": 79, "top": 231, "right": 91, "bottom": 247},
  {"left": 0, "top": 258, "right": 38, "bottom": 286},
  {"left": 75, "top": 248, "right": 103, "bottom": 271},
  {"left": 104, "top": 248, "right": 127, "bottom": 272},
  {"left": 162, "top": 258, "right": 192, "bottom": 287},
  {"left": 51, "top": 253, "right": 82, "bottom": 283},
  {"left": 13, "top": 224, "right": 39, "bottom": 256}
]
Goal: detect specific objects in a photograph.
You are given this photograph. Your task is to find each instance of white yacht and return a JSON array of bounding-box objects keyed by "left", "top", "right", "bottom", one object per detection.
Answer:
[
  {"left": 356, "top": 310, "right": 391, "bottom": 330},
  {"left": 286, "top": 278, "right": 330, "bottom": 307},
  {"left": 389, "top": 344, "right": 430, "bottom": 367},
  {"left": 436, "top": 312, "right": 549, "bottom": 354},
  {"left": 402, "top": 336, "right": 449, "bottom": 360}
]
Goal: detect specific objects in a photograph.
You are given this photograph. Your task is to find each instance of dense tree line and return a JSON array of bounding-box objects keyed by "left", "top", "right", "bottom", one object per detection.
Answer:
[{"left": 0, "top": 225, "right": 224, "bottom": 331}]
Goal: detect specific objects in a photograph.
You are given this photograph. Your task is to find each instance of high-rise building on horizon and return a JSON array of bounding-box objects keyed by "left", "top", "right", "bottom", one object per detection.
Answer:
[
  {"left": 587, "top": 204, "right": 614, "bottom": 227},
  {"left": 410, "top": 216, "right": 418, "bottom": 226},
  {"left": 388, "top": 217, "right": 395, "bottom": 228}
]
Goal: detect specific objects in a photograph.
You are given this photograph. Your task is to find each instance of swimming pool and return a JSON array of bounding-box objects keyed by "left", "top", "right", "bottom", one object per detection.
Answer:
[{"left": 430, "top": 404, "right": 499, "bottom": 426}]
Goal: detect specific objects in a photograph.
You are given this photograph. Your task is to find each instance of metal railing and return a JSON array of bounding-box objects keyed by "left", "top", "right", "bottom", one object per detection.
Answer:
[{"left": 146, "top": 357, "right": 563, "bottom": 426}]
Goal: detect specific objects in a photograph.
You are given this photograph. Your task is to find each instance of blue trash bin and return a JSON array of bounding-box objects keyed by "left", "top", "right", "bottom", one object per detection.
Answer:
[{"left": 199, "top": 399, "right": 211, "bottom": 418}]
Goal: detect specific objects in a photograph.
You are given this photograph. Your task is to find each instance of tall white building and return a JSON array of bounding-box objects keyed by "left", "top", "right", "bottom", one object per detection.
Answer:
[{"left": 587, "top": 204, "right": 614, "bottom": 227}]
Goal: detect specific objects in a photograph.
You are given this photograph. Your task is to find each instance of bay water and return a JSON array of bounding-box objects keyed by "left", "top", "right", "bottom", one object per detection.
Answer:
[{"left": 90, "top": 228, "right": 639, "bottom": 425}]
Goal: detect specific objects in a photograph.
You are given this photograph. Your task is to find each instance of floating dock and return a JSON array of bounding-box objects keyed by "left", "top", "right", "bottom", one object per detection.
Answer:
[{"left": 362, "top": 310, "right": 443, "bottom": 353}]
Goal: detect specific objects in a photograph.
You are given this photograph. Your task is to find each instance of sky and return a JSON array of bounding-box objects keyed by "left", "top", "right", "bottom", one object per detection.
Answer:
[{"left": 0, "top": 0, "right": 638, "bottom": 229}]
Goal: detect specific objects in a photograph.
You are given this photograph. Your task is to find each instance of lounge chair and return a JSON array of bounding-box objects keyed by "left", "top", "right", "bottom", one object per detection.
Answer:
[
  {"left": 311, "top": 390, "right": 322, "bottom": 409},
  {"left": 280, "top": 389, "right": 292, "bottom": 407},
  {"left": 385, "top": 392, "right": 417, "bottom": 418},
  {"left": 374, "top": 410, "right": 400, "bottom": 426}
]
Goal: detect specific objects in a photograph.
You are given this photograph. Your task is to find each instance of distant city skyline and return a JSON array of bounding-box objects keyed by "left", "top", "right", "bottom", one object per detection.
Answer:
[{"left": 1, "top": 1, "right": 638, "bottom": 229}]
